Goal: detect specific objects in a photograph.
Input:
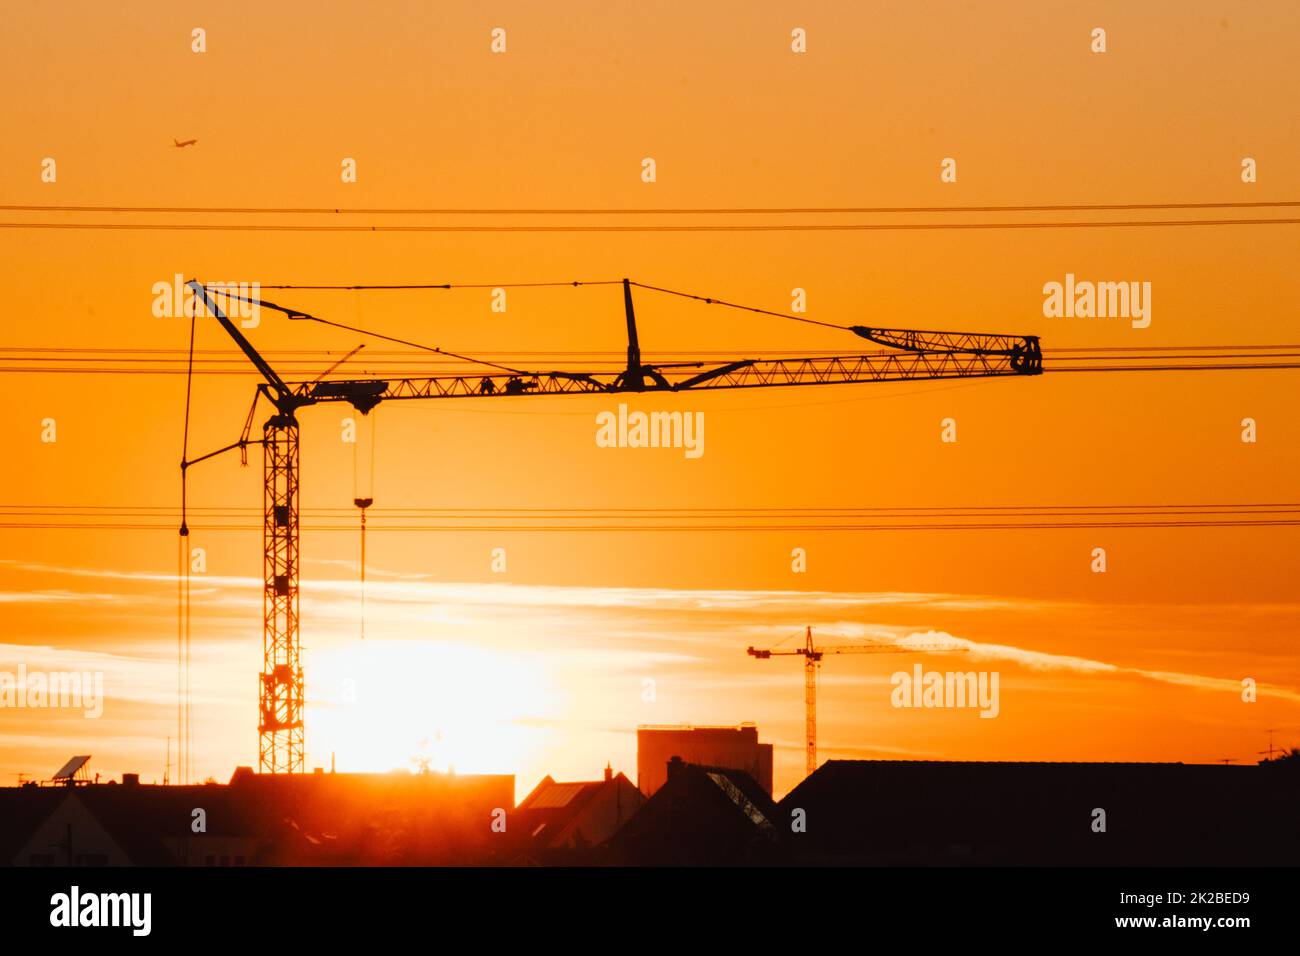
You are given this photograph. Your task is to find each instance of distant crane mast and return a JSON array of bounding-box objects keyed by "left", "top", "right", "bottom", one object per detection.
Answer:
[
  {"left": 747, "top": 626, "right": 966, "bottom": 778},
  {"left": 183, "top": 278, "right": 1040, "bottom": 774}
]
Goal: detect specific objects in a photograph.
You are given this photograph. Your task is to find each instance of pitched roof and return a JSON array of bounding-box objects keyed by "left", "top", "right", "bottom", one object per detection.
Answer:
[
  {"left": 777, "top": 759, "right": 1299, "bottom": 865},
  {"left": 513, "top": 774, "right": 642, "bottom": 851},
  {"left": 0, "top": 788, "right": 68, "bottom": 863},
  {"left": 606, "top": 762, "right": 787, "bottom": 865},
  {"left": 518, "top": 778, "right": 601, "bottom": 811},
  {"left": 700, "top": 767, "right": 778, "bottom": 833}
]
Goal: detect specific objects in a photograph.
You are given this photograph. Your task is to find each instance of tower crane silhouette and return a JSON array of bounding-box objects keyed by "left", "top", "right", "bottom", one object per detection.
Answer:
[
  {"left": 180, "top": 277, "right": 1040, "bottom": 773},
  {"left": 747, "top": 625, "right": 967, "bottom": 778}
]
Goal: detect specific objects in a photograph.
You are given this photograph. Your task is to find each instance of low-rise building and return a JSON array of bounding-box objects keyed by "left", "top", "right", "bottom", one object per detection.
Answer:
[
  {"left": 608, "top": 756, "right": 787, "bottom": 865},
  {"left": 636, "top": 724, "right": 773, "bottom": 797},
  {"left": 511, "top": 764, "right": 644, "bottom": 864},
  {"left": 3, "top": 766, "right": 516, "bottom": 867},
  {"left": 779, "top": 759, "right": 1300, "bottom": 865}
]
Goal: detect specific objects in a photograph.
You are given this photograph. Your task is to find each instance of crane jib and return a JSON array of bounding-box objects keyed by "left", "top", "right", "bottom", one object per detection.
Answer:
[
  {"left": 181, "top": 279, "right": 1042, "bottom": 774},
  {"left": 847, "top": 321, "right": 1040, "bottom": 366}
]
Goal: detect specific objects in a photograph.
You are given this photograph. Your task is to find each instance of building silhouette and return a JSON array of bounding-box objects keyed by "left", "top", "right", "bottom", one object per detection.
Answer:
[
  {"left": 509, "top": 764, "right": 645, "bottom": 864},
  {"left": 637, "top": 724, "right": 773, "bottom": 797},
  {"left": 3, "top": 766, "right": 514, "bottom": 866},
  {"left": 4, "top": 753, "right": 1298, "bottom": 867},
  {"left": 607, "top": 756, "right": 786, "bottom": 865},
  {"left": 779, "top": 759, "right": 1300, "bottom": 865}
]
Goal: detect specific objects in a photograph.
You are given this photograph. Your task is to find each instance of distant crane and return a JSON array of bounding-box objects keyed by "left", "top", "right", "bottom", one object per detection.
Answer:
[
  {"left": 747, "top": 626, "right": 966, "bottom": 778},
  {"left": 181, "top": 278, "right": 1040, "bottom": 774}
]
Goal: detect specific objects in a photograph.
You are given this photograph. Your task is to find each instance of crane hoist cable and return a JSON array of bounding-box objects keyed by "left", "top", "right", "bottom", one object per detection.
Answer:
[
  {"left": 353, "top": 421, "right": 376, "bottom": 640},
  {"left": 176, "top": 532, "right": 186, "bottom": 784},
  {"left": 176, "top": 307, "right": 200, "bottom": 785},
  {"left": 351, "top": 288, "right": 376, "bottom": 641}
]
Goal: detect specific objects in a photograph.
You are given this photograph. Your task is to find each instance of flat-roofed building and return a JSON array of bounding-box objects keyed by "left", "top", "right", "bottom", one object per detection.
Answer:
[{"left": 637, "top": 724, "right": 773, "bottom": 797}]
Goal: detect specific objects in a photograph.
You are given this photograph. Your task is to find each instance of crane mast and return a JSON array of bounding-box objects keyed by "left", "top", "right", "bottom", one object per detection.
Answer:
[
  {"left": 188, "top": 283, "right": 311, "bottom": 773},
  {"left": 260, "top": 414, "right": 303, "bottom": 774},
  {"left": 184, "top": 278, "right": 1037, "bottom": 774}
]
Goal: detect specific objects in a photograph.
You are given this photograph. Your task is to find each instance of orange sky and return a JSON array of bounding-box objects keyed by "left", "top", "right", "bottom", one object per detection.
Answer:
[{"left": 1, "top": 2, "right": 1298, "bottom": 799}]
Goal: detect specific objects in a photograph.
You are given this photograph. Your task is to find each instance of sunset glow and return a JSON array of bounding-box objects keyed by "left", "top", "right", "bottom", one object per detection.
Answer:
[{"left": 2, "top": 2, "right": 1298, "bottom": 805}]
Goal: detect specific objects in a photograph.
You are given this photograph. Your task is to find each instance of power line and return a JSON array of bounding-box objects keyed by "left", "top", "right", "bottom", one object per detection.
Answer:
[
  {"left": 1, "top": 521, "right": 1293, "bottom": 531},
  {"left": 5, "top": 502, "right": 1294, "bottom": 514},
  {"left": 258, "top": 280, "right": 624, "bottom": 290},
  {"left": 4, "top": 351, "right": 1298, "bottom": 376},
  {"left": 1, "top": 502, "right": 1295, "bottom": 532},
  {"left": 7, "top": 274, "right": 1299, "bottom": 379},
  {"left": 5, "top": 200, "right": 1300, "bottom": 215},
  {"left": 4, "top": 344, "right": 1298, "bottom": 356},
  {"left": 2, "top": 365, "right": 1297, "bottom": 375},
  {"left": 4, "top": 218, "right": 1300, "bottom": 233}
]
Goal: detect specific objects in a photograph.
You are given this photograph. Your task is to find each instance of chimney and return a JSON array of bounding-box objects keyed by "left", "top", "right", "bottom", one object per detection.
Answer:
[
  {"left": 604, "top": 762, "right": 613, "bottom": 783},
  {"left": 667, "top": 755, "right": 686, "bottom": 780},
  {"left": 122, "top": 773, "right": 139, "bottom": 787}
]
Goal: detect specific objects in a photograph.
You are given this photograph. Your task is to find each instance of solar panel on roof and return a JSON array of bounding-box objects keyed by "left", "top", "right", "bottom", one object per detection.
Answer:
[
  {"left": 527, "top": 782, "right": 585, "bottom": 808},
  {"left": 52, "top": 755, "right": 91, "bottom": 780}
]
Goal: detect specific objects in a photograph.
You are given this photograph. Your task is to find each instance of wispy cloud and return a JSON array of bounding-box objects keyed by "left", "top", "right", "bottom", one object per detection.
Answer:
[
  {"left": 878, "top": 629, "right": 1300, "bottom": 705},
  {"left": 4, "top": 560, "right": 1298, "bottom": 708}
]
